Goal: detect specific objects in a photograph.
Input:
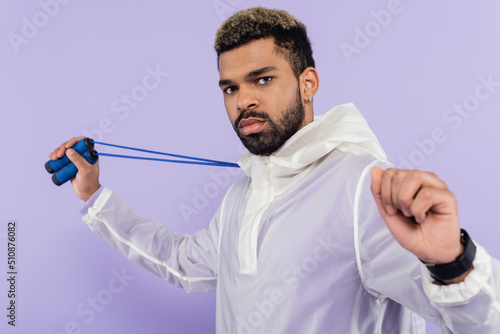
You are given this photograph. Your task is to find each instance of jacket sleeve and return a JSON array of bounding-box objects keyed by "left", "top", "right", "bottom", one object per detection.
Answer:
[
  {"left": 354, "top": 160, "right": 500, "bottom": 333},
  {"left": 81, "top": 187, "right": 220, "bottom": 293}
]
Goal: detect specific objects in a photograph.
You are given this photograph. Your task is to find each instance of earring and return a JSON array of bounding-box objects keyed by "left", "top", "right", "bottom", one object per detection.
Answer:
[{"left": 308, "top": 96, "right": 312, "bottom": 102}]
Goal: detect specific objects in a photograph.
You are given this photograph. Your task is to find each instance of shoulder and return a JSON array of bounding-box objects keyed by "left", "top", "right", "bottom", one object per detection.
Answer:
[{"left": 315, "top": 150, "right": 391, "bottom": 189}]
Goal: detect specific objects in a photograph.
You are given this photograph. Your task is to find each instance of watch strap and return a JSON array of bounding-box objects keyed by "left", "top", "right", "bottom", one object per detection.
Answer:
[{"left": 422, "top": 229, "right": 476, "bottom": 282}]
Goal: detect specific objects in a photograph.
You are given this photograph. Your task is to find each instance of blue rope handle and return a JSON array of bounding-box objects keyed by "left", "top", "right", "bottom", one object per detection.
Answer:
[{"left": 93, "top": 140, "right": 240, "bottom": 168}]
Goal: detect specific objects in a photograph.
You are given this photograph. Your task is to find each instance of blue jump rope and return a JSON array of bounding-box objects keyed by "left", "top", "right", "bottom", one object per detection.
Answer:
[{"left": 45, "top": 138, "right": 239, "bottom": 186}]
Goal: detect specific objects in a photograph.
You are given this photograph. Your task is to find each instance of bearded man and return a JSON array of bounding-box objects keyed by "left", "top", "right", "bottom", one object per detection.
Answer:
[{"left": 49, "top": 7, "right": 500, "bottom": 333}]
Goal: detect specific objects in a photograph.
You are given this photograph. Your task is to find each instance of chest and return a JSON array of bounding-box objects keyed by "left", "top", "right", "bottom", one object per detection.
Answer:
[{"left": 219, "top": 159, "right": 363, "bottom": 285}]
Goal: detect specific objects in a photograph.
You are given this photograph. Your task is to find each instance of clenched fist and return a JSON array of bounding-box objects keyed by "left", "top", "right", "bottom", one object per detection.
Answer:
[{"left": 370, "top": 167, "right": 462, "bottom": 268}]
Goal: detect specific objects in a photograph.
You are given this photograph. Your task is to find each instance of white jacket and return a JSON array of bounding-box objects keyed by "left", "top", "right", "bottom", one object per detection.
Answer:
[{"left": 82, "top": 103, "right": 500, "bottom": 333}]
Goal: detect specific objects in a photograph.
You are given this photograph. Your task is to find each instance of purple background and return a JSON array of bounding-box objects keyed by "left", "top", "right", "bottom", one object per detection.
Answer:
[{"left": 1, "top": 0, "right": 499, "bottom": 333}]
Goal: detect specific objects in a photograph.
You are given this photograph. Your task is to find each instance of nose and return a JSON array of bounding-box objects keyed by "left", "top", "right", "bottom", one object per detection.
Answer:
[{"left": 236, "top": 86, "right": 259, "bottom": 112}]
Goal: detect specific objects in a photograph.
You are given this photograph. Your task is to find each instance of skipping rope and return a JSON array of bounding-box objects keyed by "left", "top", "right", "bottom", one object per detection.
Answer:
[{"left": 45, "top": 137, "right": 239, "bottom": 186}]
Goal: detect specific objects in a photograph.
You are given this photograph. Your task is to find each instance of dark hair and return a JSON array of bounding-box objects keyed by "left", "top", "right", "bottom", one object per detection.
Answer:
[{"left": 214, "top": 7, "right": 315, "bottom": 78}]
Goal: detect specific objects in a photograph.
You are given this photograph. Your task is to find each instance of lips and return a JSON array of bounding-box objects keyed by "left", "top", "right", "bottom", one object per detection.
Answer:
[{"left": 238, "top": 117, "right": 266, "bottom": 136}]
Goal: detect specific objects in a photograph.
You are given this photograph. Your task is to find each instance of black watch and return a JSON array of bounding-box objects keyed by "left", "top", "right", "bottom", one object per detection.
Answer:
[{"left": 422, "top": 229, "right": 476, "bottom": 282}]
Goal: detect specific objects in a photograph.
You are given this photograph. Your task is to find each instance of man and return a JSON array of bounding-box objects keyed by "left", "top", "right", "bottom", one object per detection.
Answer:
[{"left": 49, "top": 7, "right": 499, "bottom": 333}]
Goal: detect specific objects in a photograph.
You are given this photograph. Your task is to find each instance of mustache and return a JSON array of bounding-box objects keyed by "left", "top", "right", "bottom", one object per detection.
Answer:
[{"left": 234, "top": 110, "right": 270, "bottom": 129}]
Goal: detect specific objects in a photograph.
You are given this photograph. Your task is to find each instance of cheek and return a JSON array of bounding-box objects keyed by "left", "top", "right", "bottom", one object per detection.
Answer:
[
  {"left": 266, "top": 92, "right": 294, "bottom": 117},
  {"left": 271, "top": 82, "right": 297, "bottom": 106}
]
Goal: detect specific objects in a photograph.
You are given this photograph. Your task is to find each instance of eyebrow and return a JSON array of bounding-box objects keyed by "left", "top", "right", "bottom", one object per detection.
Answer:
[{"left": 218, "top": 66, "right": 279, "bottom": 87}]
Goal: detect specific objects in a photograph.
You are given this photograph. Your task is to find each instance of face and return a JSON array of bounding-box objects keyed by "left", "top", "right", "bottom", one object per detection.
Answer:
[{"left": 218, "top": 38, "right": 309, "bottom": 155}]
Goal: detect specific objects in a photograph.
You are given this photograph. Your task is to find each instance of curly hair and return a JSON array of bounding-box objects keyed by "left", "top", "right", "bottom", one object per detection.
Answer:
[{"left": 214, "top": 7, "right": 315, "bottom": 78}]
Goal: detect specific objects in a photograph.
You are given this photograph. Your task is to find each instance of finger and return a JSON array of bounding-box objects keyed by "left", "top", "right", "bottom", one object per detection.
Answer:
[
  {"left": 371, "top": 167, "right": 398, "bottom": 215},
  {"left": 389, "top": 170, "right": 413, "bottom": 216},
  {"left": 51, "top": 146, "right": 63, "bottom": 160},
  {"left": 395, "top": 170, "right": 447, "bottom": 196},
  {"left": 388, "top": 170, "right": 448, "bottom": 216},
  {"left": 370, "top": 166, "right": 383, "bottom": 196},
  {"left": 64, "top": 137, "right": 84, "bottom": 149},
  {"left": 67, "top": 148, "right": 100, "bottom": 201},
  {"left": 370, "top": 166, "right": 385, "bottom": 213},
  {"left": 50, "top": 137, "right": 85, "bottom": 160},
  {"left": 52, "top": 143, "right": 68, "bottom": 160},
  {"left": 66, "top": 148, "right": 91, "bottom": 173},
  {"left": 371, "top": 167, "right": 396, "bottom": 220},
  {"left": 410, "top": 188, "right": 457, "bottom": 224},
  {"left": 391, "top": 170, "right": 422, "bottom": 217},
  {"left": 380, "top": 169, "right": 398, "bottom": 215}
]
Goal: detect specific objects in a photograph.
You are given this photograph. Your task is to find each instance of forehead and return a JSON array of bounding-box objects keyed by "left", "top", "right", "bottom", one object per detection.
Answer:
[{"left": 218, "top": 38, "right": 293, "bottom": 79}]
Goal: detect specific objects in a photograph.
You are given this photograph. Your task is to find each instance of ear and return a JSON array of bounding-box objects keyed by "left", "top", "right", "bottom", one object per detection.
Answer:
[{"left": 299, "top": 67, "right": 320, "bottom": 103}]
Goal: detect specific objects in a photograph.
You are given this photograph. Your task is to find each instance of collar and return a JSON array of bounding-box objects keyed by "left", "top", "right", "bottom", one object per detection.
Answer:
[{"left": 237, "top": 102, "right": 386, "bottom": 179}]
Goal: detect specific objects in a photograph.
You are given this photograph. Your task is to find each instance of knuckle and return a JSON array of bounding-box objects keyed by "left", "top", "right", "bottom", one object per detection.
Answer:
[
  {"left": 395, "top": 170, "right": 407, "bottom": 182},
  {"left": 438, "top": 178, "right": 448, "bottom": 189},
  {"left": 426, "top": 171, "right": 438, "bottom": 178},
  {"left": 399, "top": 196, "right": 413, "bottom": 208},
  {"left": 384, "top": 168, "right": 396, "bottom": 178},
  {"left": 446, "top": 190, "right": 457, "bottom": 205},
  {"left": 408, "top": 169, "right": 422, "bottom": 181},
  {"left": 417, "top": 187, "right": 433, "bottom": 200},
  {"left": 424, "top": 171, "right": 448, "bottom": 189}
]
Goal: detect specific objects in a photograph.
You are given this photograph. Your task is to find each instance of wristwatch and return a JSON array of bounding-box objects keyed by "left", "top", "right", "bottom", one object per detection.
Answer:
[{"left": 422, "top": 229, "right": 476, "bottom": 282}]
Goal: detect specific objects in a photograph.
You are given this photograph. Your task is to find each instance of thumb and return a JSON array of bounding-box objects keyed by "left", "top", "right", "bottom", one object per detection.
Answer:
[
  {"left": 66, "top": 148, "right": 89, "bottom": 171},
  {"left": 370, "top": 166, "right": 383, "bottom": 199},
  {"left": 65, "top": 148, "right": 100, "bottom": 201}
]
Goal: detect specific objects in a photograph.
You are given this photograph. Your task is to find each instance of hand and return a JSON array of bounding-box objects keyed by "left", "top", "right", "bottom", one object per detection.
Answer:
[
  {"left": 370, "top": 167, "right": 462, "bottom": 265},
  {"left": 48, "top": 137, "right": 101, "bottom": 201}
]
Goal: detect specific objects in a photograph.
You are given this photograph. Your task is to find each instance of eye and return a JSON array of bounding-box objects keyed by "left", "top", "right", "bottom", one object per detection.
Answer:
[
  {"left": 257, "top": 77, "right": 272, "bottom": 85},
  {"left": 224, "top": 86, "right": 237, "bottom": 94}
]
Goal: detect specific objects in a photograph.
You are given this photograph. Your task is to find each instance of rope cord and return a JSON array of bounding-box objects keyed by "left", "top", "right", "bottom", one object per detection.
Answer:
[{"left": 92, "top": 141, "right": 240, "bottom": 168}]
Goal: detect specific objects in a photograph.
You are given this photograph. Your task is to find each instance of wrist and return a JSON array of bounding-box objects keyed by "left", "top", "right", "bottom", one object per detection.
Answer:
[
  {"left": 80, "top": 183, "right": 101, "bottom": 202},
  {"left": 421, "top": 229, "right": 476, "bottom": 283},
  {"left": 441, "top": 266, "right": 474, "bottom": 285}
]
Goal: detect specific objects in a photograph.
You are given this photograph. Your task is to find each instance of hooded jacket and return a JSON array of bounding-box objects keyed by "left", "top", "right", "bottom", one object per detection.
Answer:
[{"left": 82, "top": 103, "right": 500, "bottom": 333}]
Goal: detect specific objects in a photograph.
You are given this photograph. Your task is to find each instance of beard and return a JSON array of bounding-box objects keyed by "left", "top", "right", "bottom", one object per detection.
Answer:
[{"left": 234, "top": 88, "right": 305, "bottom": 156}]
